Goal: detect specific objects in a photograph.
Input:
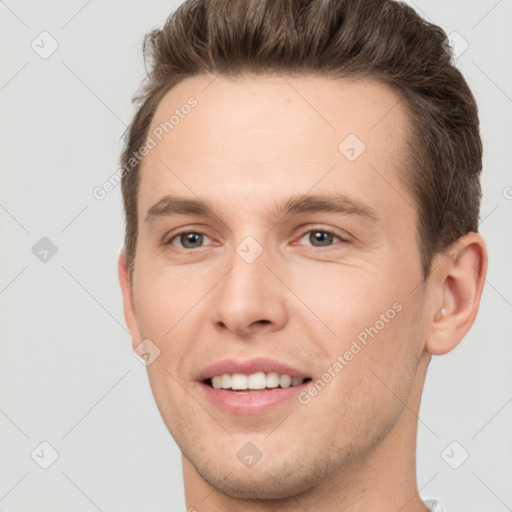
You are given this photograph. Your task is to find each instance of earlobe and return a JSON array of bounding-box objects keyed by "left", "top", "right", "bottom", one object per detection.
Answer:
[
  {"left": 425, "top": 233, "right": 488, "bottom": 356},
  {"left": 117, "top": 251, "right": 143, "bottom": 350}
]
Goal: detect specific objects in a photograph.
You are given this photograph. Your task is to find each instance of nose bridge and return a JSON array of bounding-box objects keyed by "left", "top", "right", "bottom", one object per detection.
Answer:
[
  {"left": 212, "top": 236, "right": 288, "bottom": 335},
  {"left": 229, "top": 242, "right": 270, "bottom": 297}
]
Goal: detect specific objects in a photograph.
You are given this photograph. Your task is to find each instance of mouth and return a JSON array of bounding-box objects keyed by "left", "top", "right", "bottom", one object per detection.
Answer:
[
  {"left": 196, "top": 358, "right": 313, "bottom": 415},
  {"left": 203, "top": 372, "right": 312, "bottom": 392}
]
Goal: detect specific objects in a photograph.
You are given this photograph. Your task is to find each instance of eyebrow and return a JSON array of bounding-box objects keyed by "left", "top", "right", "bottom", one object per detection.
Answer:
[{"left": 144, "top": 192, "right": 378, "bottom": 224}]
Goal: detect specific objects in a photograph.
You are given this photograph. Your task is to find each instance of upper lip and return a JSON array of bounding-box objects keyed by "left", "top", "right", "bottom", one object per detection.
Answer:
[{"left": 196, "top": 357, "right": 311, "bottom": 382}]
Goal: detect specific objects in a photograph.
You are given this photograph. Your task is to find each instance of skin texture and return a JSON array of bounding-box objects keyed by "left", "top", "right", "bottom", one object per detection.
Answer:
[{"left": 118, "top": 74, "right": 487, "bottom": 511}]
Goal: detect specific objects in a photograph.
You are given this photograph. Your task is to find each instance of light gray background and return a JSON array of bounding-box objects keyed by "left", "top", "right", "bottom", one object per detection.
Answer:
[{"left": 1, "top": 1, "right": 511, "bottom": 511}]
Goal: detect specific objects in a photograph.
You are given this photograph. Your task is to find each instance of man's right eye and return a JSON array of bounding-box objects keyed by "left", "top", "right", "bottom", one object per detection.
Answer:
[{"left": 167, "top": 231, "right": 214, "bottom": 250}]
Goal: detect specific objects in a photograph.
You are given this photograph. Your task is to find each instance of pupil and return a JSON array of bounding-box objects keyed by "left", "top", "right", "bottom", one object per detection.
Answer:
[
  {"left": 182, "top": 233, "right": 203, "bottom": 248},
  {"left": 311, "top": 231, "right": 332, "bottom": 246}
]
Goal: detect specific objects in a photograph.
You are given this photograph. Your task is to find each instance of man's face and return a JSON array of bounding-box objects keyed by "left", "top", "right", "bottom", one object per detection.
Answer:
[{"left": 122, "top": 74, "right": 433, "bottom": 498}]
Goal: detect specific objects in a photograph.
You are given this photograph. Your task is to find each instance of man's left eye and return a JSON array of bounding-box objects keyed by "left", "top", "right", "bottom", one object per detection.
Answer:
[{"left": 297, "top": 230, "right": 344, "bottom": 247}]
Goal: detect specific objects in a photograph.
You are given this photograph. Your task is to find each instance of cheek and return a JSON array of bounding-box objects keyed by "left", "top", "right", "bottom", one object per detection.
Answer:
[
  {"left": 297, "top": 266, "right": 423, "bottom": 402},
  {"left": 132, "top": 264, "right": 205, "bottom": 340},
  {"left": 341, "top": 298, "right": 424, "bottom": 415},
  {"left": 145, "top": 364, "right": 203, "bottom": 452},
  {"left": 290, "top": 265, "right": 399, "bottom": 341},
  {"left": 303, "top": 305, "right": 423, "bottom": 449},
  {"left": 132, "top": 267, "right": 211, "bottom": 401}
]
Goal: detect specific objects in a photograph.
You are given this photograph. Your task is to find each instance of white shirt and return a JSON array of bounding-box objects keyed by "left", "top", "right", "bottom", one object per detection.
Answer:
[{"left": 424, "top": 499, "right": 445, "bottom": 512}]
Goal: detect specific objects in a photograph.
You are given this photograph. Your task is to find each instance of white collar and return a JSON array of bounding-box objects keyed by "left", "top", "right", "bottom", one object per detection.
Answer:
[{"left": 424, "top": 499, "right": 445, "bottom": 512}]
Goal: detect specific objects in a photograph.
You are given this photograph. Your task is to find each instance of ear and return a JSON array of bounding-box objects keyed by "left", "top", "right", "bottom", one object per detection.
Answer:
[
  {"left": 117, "top": 250, "right": 143, "bottom": 351},
  {"left": 425, "top": 232, "right": 488, "bottom": 355}
]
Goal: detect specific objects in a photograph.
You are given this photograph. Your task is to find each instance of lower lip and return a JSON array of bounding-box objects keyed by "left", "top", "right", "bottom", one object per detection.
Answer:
[{"left": 198, "top": 381, "right": 310, "bottom": 415}]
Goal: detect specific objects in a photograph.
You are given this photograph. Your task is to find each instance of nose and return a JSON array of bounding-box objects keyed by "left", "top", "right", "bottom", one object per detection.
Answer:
[{"left": 212, "top": 246, "right": 289, "bottom": 338}]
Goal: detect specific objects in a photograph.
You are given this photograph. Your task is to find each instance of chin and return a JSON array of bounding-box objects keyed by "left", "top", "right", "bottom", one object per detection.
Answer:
[
  {"left": 186, "top": 447, "right": 341, "bottom": 500},
  {"left": 198, "top": 466, "right": 315, "bottom": 500}
]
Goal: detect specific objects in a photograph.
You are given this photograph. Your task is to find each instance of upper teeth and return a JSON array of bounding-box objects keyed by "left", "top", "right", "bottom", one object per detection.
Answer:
[{"left": 210, "top": 372, "right": 305, "bottom": 390}]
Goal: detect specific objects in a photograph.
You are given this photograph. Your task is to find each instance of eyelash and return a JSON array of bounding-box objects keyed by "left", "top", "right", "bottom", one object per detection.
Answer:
[{"left": 164, "top": 227, "right": 350, "bottom": 250}]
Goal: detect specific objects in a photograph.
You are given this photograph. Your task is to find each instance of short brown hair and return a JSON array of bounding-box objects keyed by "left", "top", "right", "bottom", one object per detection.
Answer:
[{"left": 120, "top": 0, "right": 482, "bottom": 282}]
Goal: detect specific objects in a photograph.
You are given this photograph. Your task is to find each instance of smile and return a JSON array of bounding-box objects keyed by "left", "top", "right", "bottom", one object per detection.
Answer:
[
  {"left": 207, "top": 371, "right": 310, "bottom": 391},
  {"left": 196, "top": 358, "right": 313, "bottom": 415}
]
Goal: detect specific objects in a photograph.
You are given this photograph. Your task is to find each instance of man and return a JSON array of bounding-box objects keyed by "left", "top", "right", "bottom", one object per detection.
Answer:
[{"left": 117, "top": 0, "right": 487, "bottom": 510}]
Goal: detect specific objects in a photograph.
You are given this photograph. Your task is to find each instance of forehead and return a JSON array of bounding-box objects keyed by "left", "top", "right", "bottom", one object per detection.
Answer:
[{"left": 139, "top": 73, "right": 414, "bottom": 228}]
